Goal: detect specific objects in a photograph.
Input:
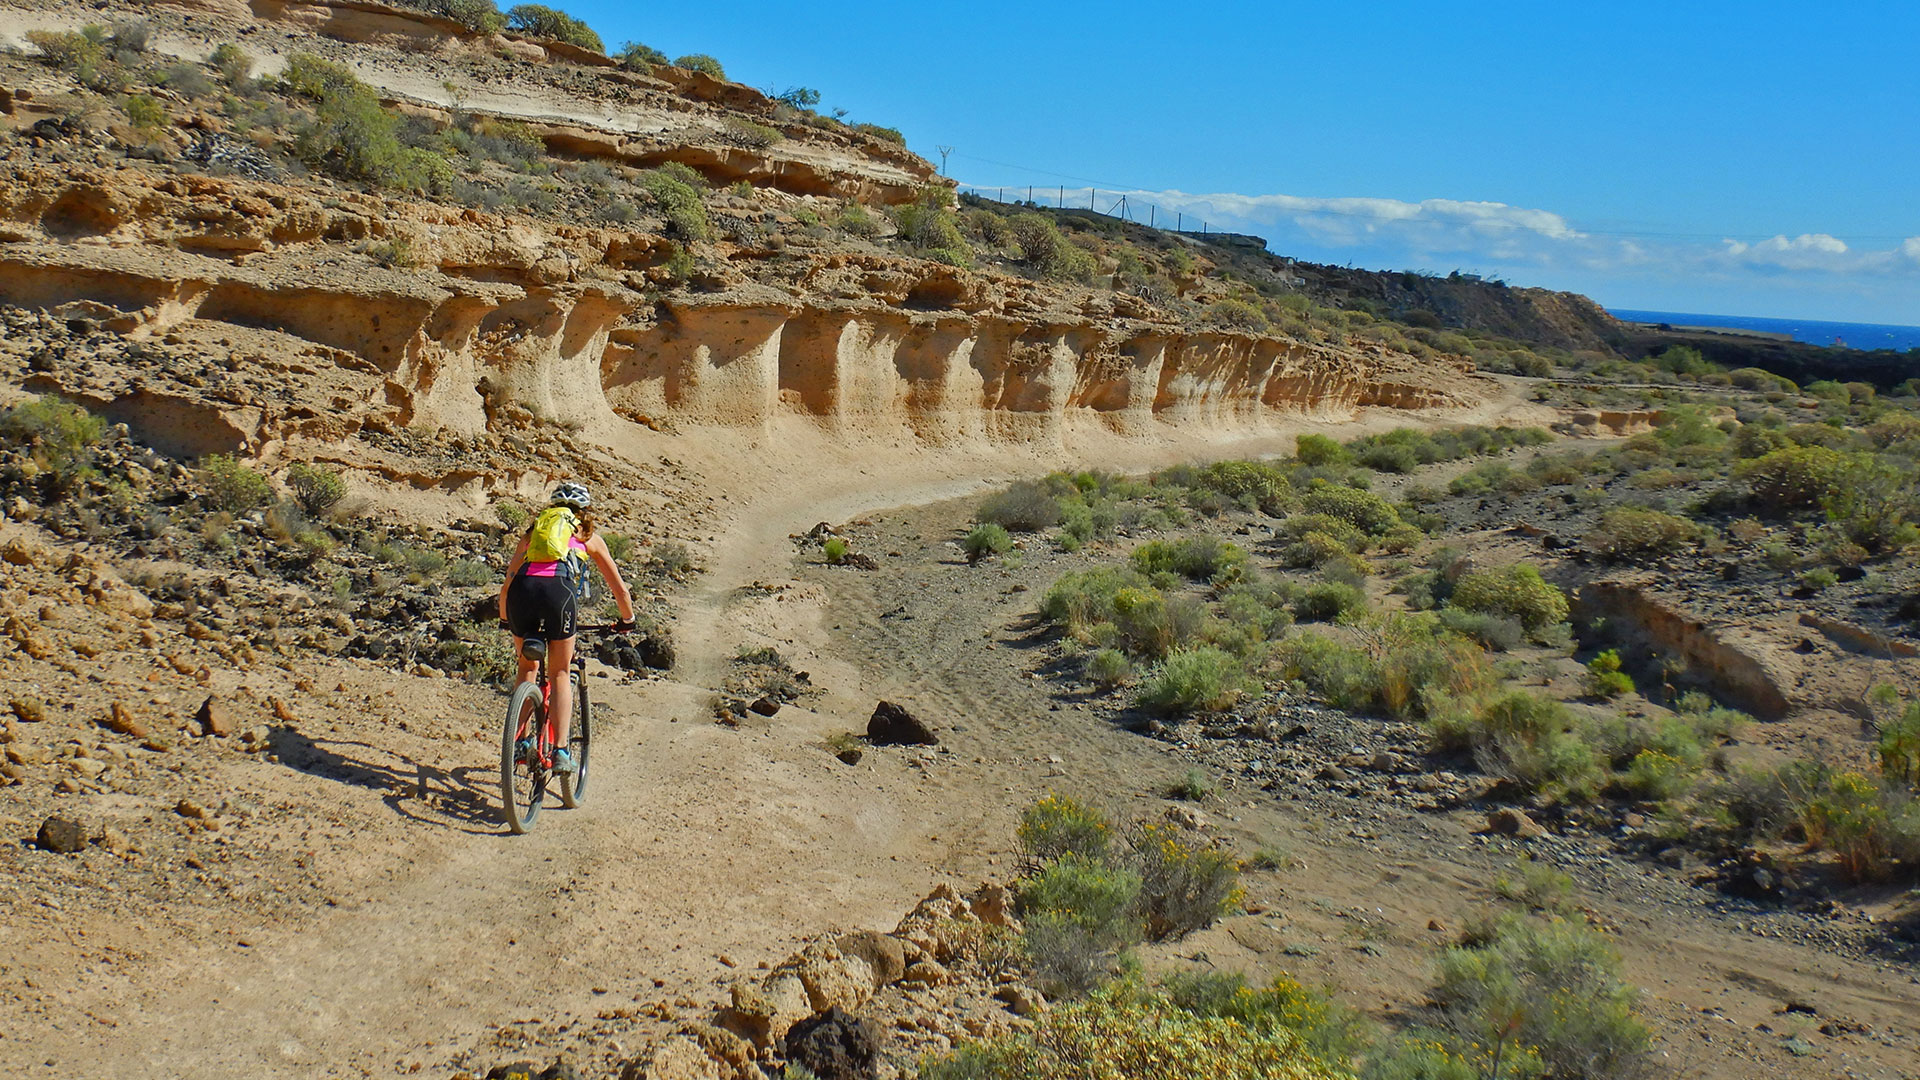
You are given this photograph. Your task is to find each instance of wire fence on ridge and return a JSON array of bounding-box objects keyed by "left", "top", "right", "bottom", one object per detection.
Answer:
[{"left": 954, "top": 183, "right": 1230, "bottom": 240}]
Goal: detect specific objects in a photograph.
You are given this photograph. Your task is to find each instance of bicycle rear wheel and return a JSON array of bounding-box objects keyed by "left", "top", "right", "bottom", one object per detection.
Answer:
[
  {"left": 500, "top": 681, "right": 546, "bottom": 834},
  {"left": 560, "top": 670, "right": 591, "bottom": 807}
]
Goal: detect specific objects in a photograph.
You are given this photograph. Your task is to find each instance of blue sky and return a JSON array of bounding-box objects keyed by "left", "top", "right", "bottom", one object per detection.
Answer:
[{"left": 563, "top": 0, "right": 1918, "bottom": 325}]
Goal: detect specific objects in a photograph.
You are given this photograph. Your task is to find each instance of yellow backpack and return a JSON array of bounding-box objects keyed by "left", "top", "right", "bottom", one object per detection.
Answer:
[{"left": 526, "top": 506, "right": 577, "bottom": 563}]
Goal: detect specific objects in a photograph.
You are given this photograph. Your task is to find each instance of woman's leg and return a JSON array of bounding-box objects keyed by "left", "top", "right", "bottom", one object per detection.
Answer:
[
  {"left": 547, "top": 635, "right": 576, "bottom": 744},
  {"left": 513, "top": 635, "right": 539, "bottom": 685}
]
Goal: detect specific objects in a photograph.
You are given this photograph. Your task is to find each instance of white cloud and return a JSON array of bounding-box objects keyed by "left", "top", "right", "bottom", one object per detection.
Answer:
[
  {"left": 1131, "top": 189, "right": 1586, "bottom": 250},
  {"left": 1722, "top": 233, "right": 1854, "bottom": 270}
]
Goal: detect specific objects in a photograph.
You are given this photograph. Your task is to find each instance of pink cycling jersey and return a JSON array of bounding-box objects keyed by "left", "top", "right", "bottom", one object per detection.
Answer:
[{"left": 523, "top": 535, "right": 587, "bottom": 577}]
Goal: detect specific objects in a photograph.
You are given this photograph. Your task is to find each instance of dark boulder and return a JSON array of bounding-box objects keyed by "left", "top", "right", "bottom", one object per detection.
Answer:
[
  {"left": 867, "top": 701, "right": 938, "bottom": 746},
  {"left": 784, "top": 1007, "right": 881, "bottom": 1080}
]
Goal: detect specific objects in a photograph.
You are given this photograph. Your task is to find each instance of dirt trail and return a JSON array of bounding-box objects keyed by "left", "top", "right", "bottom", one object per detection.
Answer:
[{"left": 14, "top": 394, "right": 1551, "bottom": 1079}]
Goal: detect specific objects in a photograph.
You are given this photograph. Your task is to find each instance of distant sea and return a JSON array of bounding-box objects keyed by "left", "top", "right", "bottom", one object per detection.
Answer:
[{"left": 1607, "top": 308, "right": 1920, "bottom": 353}]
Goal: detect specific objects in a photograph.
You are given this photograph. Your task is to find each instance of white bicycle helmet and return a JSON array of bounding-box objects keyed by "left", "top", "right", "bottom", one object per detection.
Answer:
[{"left": 549, "top": 482, "right": 592, "bottom": 510}]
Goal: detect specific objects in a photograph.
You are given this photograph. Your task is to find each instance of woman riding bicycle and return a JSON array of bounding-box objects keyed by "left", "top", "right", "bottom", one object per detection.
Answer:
[{"left": 499, "top": 482, "right": 636, "bottom": 774}]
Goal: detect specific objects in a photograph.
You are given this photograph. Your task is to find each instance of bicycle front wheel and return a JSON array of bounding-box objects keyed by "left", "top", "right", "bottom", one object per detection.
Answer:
[
  {"left": 560, "top": 670, "right": 591, "bottom": 808},
  {"left": 500, "top": 681, "right": 546, "bottom": 834}
]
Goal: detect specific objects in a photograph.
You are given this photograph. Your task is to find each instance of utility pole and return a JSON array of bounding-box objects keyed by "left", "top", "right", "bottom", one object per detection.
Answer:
[{"left": 935, "top": 145, "right": 952, "bottom": 176}]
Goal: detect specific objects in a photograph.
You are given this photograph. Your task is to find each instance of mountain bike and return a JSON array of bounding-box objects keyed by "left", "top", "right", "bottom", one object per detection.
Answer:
[{"left": 499, "top": 627, "right": 610, "bottom": 834}]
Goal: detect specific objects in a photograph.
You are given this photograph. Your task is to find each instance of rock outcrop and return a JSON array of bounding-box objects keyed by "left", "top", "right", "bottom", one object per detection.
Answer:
[{"left": 0, "top": 163, "right": 1484, "bottom": 459}]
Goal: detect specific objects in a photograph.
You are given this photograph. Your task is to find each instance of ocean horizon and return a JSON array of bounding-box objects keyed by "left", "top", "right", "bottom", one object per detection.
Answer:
[{"left": 1607, "top": 308, "right": 1920, "bottom": 353}]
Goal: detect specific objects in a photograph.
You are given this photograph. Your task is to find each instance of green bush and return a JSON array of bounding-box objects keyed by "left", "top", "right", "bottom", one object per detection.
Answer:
[
  {"left": 852, "top": 122, "right": 906, "bottom": 145},
  {"left": 615, "top": 40, "right": 667, "bottom": 71},
  {"left": 284, "top": 461, "right": 347, "bottom": 516},
  {"left": 674, "top": 53, "right": 726, "bottom": 78},
  {"left": 1038, "top": 566, "right": 1155, "bottom": 631},
  {"left": 963, "top": 523, "right": 1012, "bottom": 563},
  {"left": 1432, "top": 691, "right": 1598, "bottom": 796},
  {"left": 722, "top": 117, "right": 783, "bottom": 148},
  {"left": 1129, "top": 821, "right": 1241, "bottom": 939},
  {"left": 505, "top": 4, "right": 603, "bottom": 50},
  {"left": 1802, "top": 771, "right": 1891, "bottom": 881},
  {"left": 1135, "top": 647, "right": 1247, "bottom": 714},
  {"left": 1294, "top": 433, "right": 1349, "bottom": 467},
  {"left": 1436, "top": 608, "right": 1524, "bottom": 651},
  {"left": 1447, "top": 563, "right": 1568, "bottom": 635},
  {"left": 1618, "top": 749, "right": 1697, "bottom": 801},
  {"left": 1017, "top": 794, "right": 1115, "bottom": 866},
  {"left": 209, "top": 43, "right": 254, "bottom": 87},
  {"left": 1584, "top": 650, "right": 1633, "bottom": 699},
  {"left": 1736, "top": 445, "right": 1849, "bottom": 509},
  {"left": 0, "top": 396, "right": 106, "bottom": 497},
  {"left": 921, "top": 983, "right": 1347, "bottom": 1080},
  {"left": 201, "top": 454, "right": 273, "bottom": 513},
  {"left": 1018, "top": 854, "right": 1143, "bottom": 996},
  {"left": 1166, "top": 768, "right": 1214, "bottom": 801},
  {"left": 1299, "top": 482, "right": 1402, "bottom": 536},
  {"left": 821, "top": 536, "right": 849, "bottom": 564},
  {"left": 1291, "top": 581, "right": 1367, "bottom": 622},
  {"left": 124, "top": 93, "right": 167, "bottom": 136},
  {"left": 978, "top": 479, "right": 1062, "bottom": 531},
  {"left": 1085, "top": 647, "right": 1131, "bottom": 688},
  {"left": 639, "top": 168, "right": 710, "bottom": 241},
  {"left": 1129, "top": 536, "right": 1247, "bottom": 582},
  {"left": 284, "top": 54, "right": 450, "bottom": 193},
  {"left": 1881, "top": 701, "right": 1920, "bottom": 789},
  {"left": 1205, "top": 298, "right": 1269, "bottom": 333},
  {"left": 893, "top": 188, "right": 971, "bottom": 266},
  {"left": 1586, "top": 507, "right": 1701, "bottom": 560},
  {"left": 1434, "top": 915, "right": 1650, "bottom": 1080},
  {"left": 1009, "top": 213, "right": 1095, "bottom": 281}
]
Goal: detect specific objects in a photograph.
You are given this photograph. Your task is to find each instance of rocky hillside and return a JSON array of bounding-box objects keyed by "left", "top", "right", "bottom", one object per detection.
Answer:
[{"left": 0, "top": 0, "right": 1488, "bottom": 469}]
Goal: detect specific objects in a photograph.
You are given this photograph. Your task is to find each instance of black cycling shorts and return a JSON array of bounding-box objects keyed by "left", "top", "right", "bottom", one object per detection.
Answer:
[{"left": 506, "top": 573, "right": 578, "bottom": 641}]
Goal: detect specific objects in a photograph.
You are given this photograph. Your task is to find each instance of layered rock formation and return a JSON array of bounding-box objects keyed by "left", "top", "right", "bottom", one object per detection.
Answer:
[{"left": 0, "top": 162, "right": 1485, "bottom": 457}]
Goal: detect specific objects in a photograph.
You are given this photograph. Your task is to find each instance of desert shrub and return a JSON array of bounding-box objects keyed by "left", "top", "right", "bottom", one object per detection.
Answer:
[
  {"left": 284, "top": 461, "right": 347, "bottom": 516},
  {"left": 651, "top": 539, "right": 695, "bottom": 577},
  {"left": 844, "top": 122, "right": 900, "bottom": 144},
  {"left": 1587, "top": 507, "right": 1700, "bottom": 560},
  {"left": 1018, "top": 794, "right": 1115, "bottom": 866},
  {"left": 893, "top": 188, "right": 971, "bottom": 266},
  {"left": 158, "top": 62, "right": 214, "bottom": 99},
  {"left": 1584, "top": 650, "right": 1633, "bottom": 699},
  {"left": 1277, "top": 632, "right": 1378, "bottom": 711},
  {"left": 1018, "top": 853, "right": 1142, "bottom": 996},
  {"left": 1191, "top": 460, "right": 1295, "bottom": 515},
  {"left": 1136, "top": 647, "right": 1246, "bottom": 714},
  {"left": 978, "top": 479, "right": 1062, "bottom": 531},
  {"left": 1039, "top": 566, "right": 1154, "bottom": 630},
  {"left": 1735, "top": 445, "right": 1848, "bottom": 509},
  {"left": 1205, "top": 298, "right": 1269, "bottom": 333},
  {"left": 1802, "top": 771, "right": 1891, "bottom": 881},
  {"left": 1437, "top": 608, "right": 1524, "bottom": 651},
  {"left": 1085, "top": 648, "right": 1131, "bottom": 689},
  {"left": 1129, "top": 536, "right": 1247, "bottom": 583},
  {"left": 639, "top": 169, "right": 709, "bottom": 241},
  {"left": 1709, "top": 759, "right": 1825, "bottom": 842},
  {"left": 200, "top": 454, "right": 272, "bottom": 513},
  {"left": 1294, "top": 433, "right": 1350, "bottom": 467},
  {"left": 495, "top": 501, "right": 530, "bottom": 531},
  {"left": 1434, "top": 915, "right": 1650, "bottom": 1080},
  {"left": 1218, "top": 580, "right": 1296, "bottom": 641},
  {"left": 1881, "top": 701, "right": 1920, "bottom": 789},
  {"left": 674, "top": 53, "right": 725, "bottom": 78},
  {"left": 1799, "top": 566, "right": 1838, "bottom": 590},
  {"left": 722, "top": 117, "right": 783, "bottom": 148},
  {"left": 1448, "top": 563, "right": 1568, "bottom": 636},
  {"left": 447, "top": 558, "right": 492, "bottom": 586},
  {"left": 1300, "top": 482, "right": 1401, "bottom": 535},
  {"left": 821, "top": 536, "right": 849, "bottom": 564},
  {"left": 24, "top": 28, "right": 123, "bottom": 91},
  {"left": 615, "top": 40, "right": 667, "bottom": 71},
  {"left": 963, "top": 523, "right": 1012, "bottom": 563},
  {"left": 0, "top": 396, "right": 106, "bottom": 497},
  {"left": 505, "top": 4, "right": 602, "bottom": 50},
  {"left": 1433, "top": 691, "right": 1598, "bottom": 796},
  {"left": 1729, "top": 366, "right": 1796, "bottom": 393},
  {"left": 209, "top": 43, "right": 254, "bottom": 87},
  {"left": 1129, "top": 821, "right": 1240, "bottom": 939},
  {"left": 1618, "top": 747, "right": 1697, "bottom": 800},
  {"left": 284, "top": 55, "right": 449, "bottom": 193},
  {"left": 921, "top": 983, "right": 1345, "bottom": 1080},
  {"left": 1008, "top": 213, "right": 1095, "bottom": 281},
  {"left": 1493, "top": 860, "right": 1575, "bottom": 912},
  {"left": 1292, "top": 581, "right": 1367, "bottom": 623}
]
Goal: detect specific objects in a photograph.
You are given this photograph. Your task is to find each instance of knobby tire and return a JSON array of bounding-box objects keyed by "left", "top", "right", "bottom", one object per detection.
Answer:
[
  {"left": 559, "top": 671, "right": 591, "bottom": 808},
  {"left": 500, "top": 680, "right": 546, "bottom": 834}
]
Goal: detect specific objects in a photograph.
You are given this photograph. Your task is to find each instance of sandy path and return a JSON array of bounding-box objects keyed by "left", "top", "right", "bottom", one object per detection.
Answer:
[{"left": 17, "top": 393, "right": 1552, "bottom": 1078}]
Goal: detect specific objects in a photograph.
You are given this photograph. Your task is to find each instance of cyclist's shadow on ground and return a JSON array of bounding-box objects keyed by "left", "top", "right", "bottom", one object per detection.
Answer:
[{"left": 265, "top": 725, "right": 504, "bottom": 835}]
